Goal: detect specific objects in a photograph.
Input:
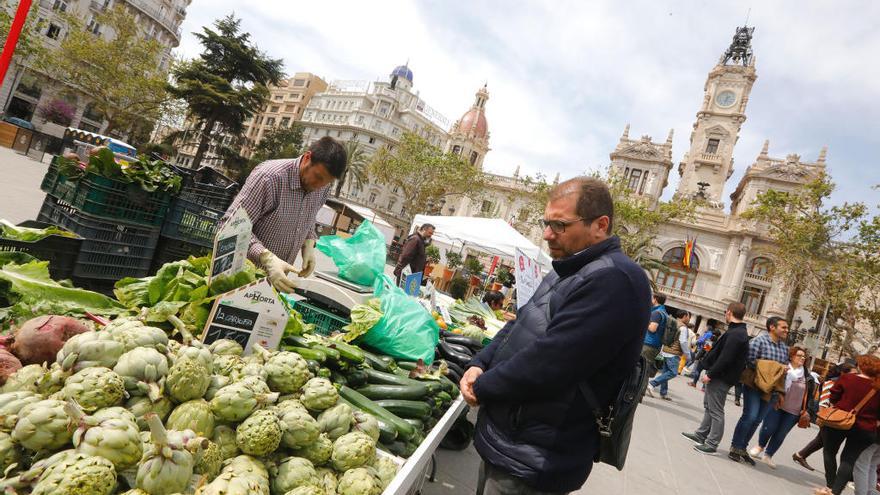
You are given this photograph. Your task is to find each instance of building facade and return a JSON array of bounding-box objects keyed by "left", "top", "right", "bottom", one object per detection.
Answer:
[
  {"left": 1, "top": 0, "right": 190, "bottom": 137},
  {"left": 609, "top": 26, "right": 827, "bottom": 336}
]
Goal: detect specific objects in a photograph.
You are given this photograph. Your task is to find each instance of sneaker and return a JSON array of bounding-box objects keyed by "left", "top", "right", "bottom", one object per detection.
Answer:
[
  {"left": 728, "top": 450, "right": 743, "bottom": 463},
  {"left": 694, "top": 444, "right": 717, "bottom": 454},
  {"left": 662, "top": 395, "right": 672, "bottom": 401},
  {"left": 748, "top": 446, "right": 764, "bottom": 459},
  {"left": 763, "top": 455, "right": 776, "bottom": 469},
  {"left": 740, "top": 451, "right": 756, "bottom": 466},
  {"left": 792, "top": 452, "right": 815, "bottom": 471},
  {"left": 681, "top": 432, "right": 705, "bottom": 444},
  {"left": 646, "top": 384, "right": 656, "bottom": 398}
]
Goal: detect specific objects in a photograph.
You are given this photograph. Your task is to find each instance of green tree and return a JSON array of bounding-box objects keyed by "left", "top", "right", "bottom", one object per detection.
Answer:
[
  {"left": 36, "top": 6, "right": 168, "bottom": 135},
  {"left": 369, "top": 131, "right": 487, "bottom": 220},
  {"left": 168, "top": 14, "right": 283, "bottom": 170},
  {"left": 251, "top": 124, "right": 303, "bottom": 163},
  {"left": 335, "top": 140, "right": 368, "bottom": 197}
]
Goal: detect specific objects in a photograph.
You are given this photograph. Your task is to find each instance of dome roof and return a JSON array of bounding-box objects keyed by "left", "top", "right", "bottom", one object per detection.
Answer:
[
  {"left": 390, "top": 65, "right": 413, "bottom": 83},
  {"left": 458, "top": 108, "right": 488, "bottom": 139}
]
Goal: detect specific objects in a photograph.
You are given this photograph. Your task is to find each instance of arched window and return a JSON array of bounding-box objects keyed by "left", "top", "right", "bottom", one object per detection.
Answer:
[
  {"left": 748, "top": 257, "right": 774, "bottom": 277},
  {"left": 655, "top": 247, "right": 700, "bottom": 293}
]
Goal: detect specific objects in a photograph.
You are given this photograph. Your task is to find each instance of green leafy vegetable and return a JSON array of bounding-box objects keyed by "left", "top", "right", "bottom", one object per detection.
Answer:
[
  {"left": 339, "top": 298, "right": 383, "bottom": 342},
  {"left": 0, "top": 220, "right": 79, "bottom": 242}
]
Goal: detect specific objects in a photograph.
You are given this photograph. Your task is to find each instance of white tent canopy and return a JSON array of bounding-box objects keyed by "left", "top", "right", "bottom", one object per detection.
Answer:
[{"left": 410, "top": 215, "right": 553, "bottom": 269}]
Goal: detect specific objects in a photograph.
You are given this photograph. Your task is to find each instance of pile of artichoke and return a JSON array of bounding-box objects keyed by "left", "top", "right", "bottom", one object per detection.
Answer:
[{"left": 0, "top": 326, "right": 399, "bottom": 495}]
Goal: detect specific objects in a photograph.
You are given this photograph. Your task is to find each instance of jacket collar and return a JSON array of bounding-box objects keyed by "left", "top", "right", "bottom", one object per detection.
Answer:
[
  {"left": 728, "top": 322, "right": 747, "bottom": 332},
  {"left": 551, "top": 236, "right": 621, "bottom": 277}
]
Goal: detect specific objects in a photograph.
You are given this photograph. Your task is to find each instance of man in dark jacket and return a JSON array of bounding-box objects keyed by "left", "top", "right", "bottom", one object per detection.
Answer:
[
  {"left": 682, "top": 302, "right": 750, "bottom": 454},
  {"left": 393, "top": 223, "right": 434, "bottom": 284},
  {"left": 460, "top": 177, "right": 651, "bottom": 494}
]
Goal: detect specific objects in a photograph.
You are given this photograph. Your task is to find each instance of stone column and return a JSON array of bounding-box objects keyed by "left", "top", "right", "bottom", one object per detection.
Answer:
[
  {"left": 715, "top": 237, "right": 740, "bottom": 300},
  {"left": 726, "top": 237, "right": 752, "bottom": 300}
]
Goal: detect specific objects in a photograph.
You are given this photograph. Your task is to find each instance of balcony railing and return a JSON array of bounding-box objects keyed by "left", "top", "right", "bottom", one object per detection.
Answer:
[
  {"left": 661, "top": 286, "right": 726, "bottom": 311},
  {"left": 90, "top": 0, "right": 107, "bottom": 11},
  {"left": 745, "top": 272, "right": 773, "bottom": 284},
  {"left": 124, "top": 0, "right": 182, "bottom": 40},
  {"left": 700, "top": 152, "right": 722, "bottom": 163}
]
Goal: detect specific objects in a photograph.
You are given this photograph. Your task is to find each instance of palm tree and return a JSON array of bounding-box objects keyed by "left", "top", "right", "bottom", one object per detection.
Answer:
[{"left": 334, "top": 140, "right": 368, "bottom": 198}]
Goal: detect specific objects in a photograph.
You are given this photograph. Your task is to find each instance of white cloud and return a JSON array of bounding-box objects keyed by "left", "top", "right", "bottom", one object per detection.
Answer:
[{"left": 175, "top": 0, "right": 880, "bottom": 206}]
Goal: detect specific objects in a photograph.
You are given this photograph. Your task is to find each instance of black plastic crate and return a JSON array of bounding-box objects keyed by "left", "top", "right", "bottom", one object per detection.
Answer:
[
  {"left": 0, "top": 220, "right": 83, "bottom": 280},
  {"left": 37, "top": 196, "right": 159, "bottom": 281},
  {"left": 72, "top": 277, "right": 117, "bottom": 297},
  {"left": 151, "top": 235, "right": 213, "bottom": 272},
  {"left": 161, "top": 197, "right": 223, "bottom": 247},
  {"left": 174, "top": 166, "right": 239, "bottom": 211}
]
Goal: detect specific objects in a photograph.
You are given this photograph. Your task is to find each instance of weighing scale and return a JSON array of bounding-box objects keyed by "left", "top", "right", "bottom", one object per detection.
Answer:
[{"left": 287, "top": 269, "right": 374, "bottom": 314}]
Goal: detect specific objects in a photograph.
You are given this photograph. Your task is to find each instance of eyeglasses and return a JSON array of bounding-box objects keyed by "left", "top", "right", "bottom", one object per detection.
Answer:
[
  {"left": 540, "top": 217, "right": 585, "bottom": 234},
  {"left": 795, "top": 353, "right": 806, "bottom": 358}
]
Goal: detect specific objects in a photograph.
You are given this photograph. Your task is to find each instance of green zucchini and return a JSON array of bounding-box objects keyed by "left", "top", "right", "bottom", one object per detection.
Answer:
[
  {"left": 373, "top": 399, "right": 432, "bottom": 419},
  {"left": 402, "top": 418, "right": 424, "bottom": 431},
  {"left": 338, "top": 396, "right": 398, "bottom": 443},
  {"left": 343, "top": 369, "right": 369, "bottom": 387},
  {"left": 436, "top": 391, "right": 452, "bottom": 404},
  {"left": 361, "top": 349, "right": 393, "bottom": 372},
  {"left": 310, "top": 344, "right": 341, "bottom": 362},
  {"left": 339, "top": 386, "right": 415, "bottom": 441},
  {"left": 355, "top": 384, "right": 429, "bottom": 400},
  {"left": 396, "top": 361, "right": 419, "bottom": 370},
  {"left": 363, "top": 368, "right": 442, "bottom": 394},
  {"left": 438, "top": 375, "right": 458, "bottom": 395},
  {"left": 285, "top": 335, "right": 312, "bottom": 348},
  {"left": 306, "top": 360, "right": 321, "bottom": 374},
  {"left": 318, "top": 368, "right": 332, "bottom": 379},
  {"left": 283, "top": 346, "right": 326, "bottom": 362},
  {"left": 327, "top": 340, "right": 366, "bottom": 364},
  {"left": 330, "top": 371, "right": 348, "bottom": 386},
  {"left": 381, "top": 440, "right": 417, "bottom": 458}
]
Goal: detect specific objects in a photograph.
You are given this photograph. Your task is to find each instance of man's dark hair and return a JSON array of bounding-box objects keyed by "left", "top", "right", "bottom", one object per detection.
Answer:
[
  {"left": 653, "top": 293, "right": 667, "bottom": 305},
  {"left": 707, "top": 318, "right": 718, "bottom": 328},
  {"left": 308, "top": 137, "right": 347, "bottom": 178},
  {"left": 549, "top": 177, "right": 614, "bottom": 233},
  {"left": 482, "top": 291, "right": 504, "bottom": 306},
  {"left": 766, "top": 316, "right": 787, "bottom": 332},
  {"left": 676, "top": 310, "right": 691, "bottom": 320},
  {"left": 419, "top": 224, "right": 435, "bottom": 232},
  {"left": 727, "top": 302, "right": 746, "bottom": 320}
]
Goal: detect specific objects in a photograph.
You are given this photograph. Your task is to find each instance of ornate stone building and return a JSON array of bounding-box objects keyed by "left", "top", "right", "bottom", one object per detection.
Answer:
[{"left": 610, "top": 26, "right": 827, "bottom": 335}]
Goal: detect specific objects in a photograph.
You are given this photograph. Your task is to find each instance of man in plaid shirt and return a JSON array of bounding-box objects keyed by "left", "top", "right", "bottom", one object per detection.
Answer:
[
  {"left": 729, "top": 316, "right": 790, "bottom": 465},
  {"left": 222, "top": 137, "right": 347, "bottom": 293}
]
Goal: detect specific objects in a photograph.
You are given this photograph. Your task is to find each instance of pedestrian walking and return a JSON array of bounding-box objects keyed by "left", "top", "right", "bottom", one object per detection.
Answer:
[
  {"left": 734, "top": 381, "right": 743, "bottom": 407},
  {"left": 682, "top": 302, "right": 750, "bottom": 454},
  {"left": 460, "top": 177, "right": 651, "bottom": 493},
  {"left": 393, "top": 223, "right": 435, "bottom": 285},
  {"left": 646, "top": 310, "right": 692, "bottom": 400},
  {"left": 749, "top": 346, "right": 818, "bottom": 468},
  {"left": 793, "top": 360, "right": 857, "bottom": 471},
  {"left": 642, "top": 293, "right": 668, "bottom": 369},
  {"left": 688, "top": 319, "right": 718, "bottom": 388},
  {"left": 728, "top": 316, "right": 790, "bottom": 465},
  {"left": 852, "top": 439, "right": 880, "bottom": 495},
  {"left": 815, "top": 355, "right": 880, "bottom": 495}
]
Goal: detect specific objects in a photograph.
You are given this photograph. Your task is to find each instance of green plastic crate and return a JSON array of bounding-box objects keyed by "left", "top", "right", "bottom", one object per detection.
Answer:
[{"left": 290, "top": 299, "right": 350, "bottom": 336}]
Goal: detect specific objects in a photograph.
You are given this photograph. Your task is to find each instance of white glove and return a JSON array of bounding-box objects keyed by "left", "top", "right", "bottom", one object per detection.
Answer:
[
  {"left": 299, "top": 239, "right": 317, "bottom": 278},
  {"left": 260, "top": 250, "right": 299, "bottom": 293}
]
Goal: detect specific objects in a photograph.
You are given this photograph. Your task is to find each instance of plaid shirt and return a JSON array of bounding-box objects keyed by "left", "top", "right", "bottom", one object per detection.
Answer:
[
  {"left": 747, "top": 332, "right": 789, "bottom": 368},
  {"left": 221, "top": 157, "right": 329, "bottom": 266}
]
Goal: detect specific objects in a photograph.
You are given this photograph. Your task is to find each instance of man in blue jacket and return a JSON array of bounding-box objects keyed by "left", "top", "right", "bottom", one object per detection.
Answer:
[{"left": 460, "top": 177, "right": 652, "bottom": 494}]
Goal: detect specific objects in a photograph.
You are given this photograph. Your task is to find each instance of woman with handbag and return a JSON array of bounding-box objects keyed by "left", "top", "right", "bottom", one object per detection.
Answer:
[
  {"left": 815, "top": 355, "right": 880, "bottom": 495},
  {"left": 749, "top": 346, "right": 816, "bottom": 468}
]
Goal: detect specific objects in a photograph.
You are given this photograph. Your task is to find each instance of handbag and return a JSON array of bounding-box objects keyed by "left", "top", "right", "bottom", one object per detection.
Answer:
[
  {"left": 816, "top": 389, "right": 877, "bottom": 431},
  {"left": 797, "top": 384, "right": 812, "bottom": 429}
]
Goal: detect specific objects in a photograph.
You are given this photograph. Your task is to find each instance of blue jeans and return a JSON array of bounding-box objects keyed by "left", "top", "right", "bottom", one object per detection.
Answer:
[
  {"left": 731, "top": 385, "right": 774, "bottom": 450},
  {"left": 758, "top": 408, "right": 799, "bottom": 457},
  {"left": 690, "top": 360, "right": 704, "bottom": 385},
  {"left": 650, "top": 356, "right": 680, "bottom": 397}
]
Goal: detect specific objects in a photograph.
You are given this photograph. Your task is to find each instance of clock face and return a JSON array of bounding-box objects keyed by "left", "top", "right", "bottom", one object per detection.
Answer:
[{"left": 715, "top": 90, "right": 737, "bottom": 108}]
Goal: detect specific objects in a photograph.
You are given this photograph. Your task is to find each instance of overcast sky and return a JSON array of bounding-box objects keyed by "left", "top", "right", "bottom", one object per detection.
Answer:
[{"left": 175, "top": 0, "right": 878, "bottom": 207}]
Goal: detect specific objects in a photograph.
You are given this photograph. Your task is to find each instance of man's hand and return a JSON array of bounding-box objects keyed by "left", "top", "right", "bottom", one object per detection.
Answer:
[
  {"left": 299, "top": 239, "right": 317, "bottom": 278},
  {"left": 260, "top": 250, "right": 299, "bottom": 293},
  {"left": 460, "top": 367, "right": 483, "bottom": 407},
  {"left": 701, "top": 374, "right": 711, "bottom": 384}
]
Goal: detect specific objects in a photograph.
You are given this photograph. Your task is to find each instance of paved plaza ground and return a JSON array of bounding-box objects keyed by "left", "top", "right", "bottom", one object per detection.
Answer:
[{"left": 0, "top": 146, "right": 50, "bottom": 224}]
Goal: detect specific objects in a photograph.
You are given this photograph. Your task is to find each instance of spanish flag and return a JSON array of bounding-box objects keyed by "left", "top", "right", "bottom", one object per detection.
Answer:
[{"left": 682, "top": 237, "right": 697, "bottom": 271}]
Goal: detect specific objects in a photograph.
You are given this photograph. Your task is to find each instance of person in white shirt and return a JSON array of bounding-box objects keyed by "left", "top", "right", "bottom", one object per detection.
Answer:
[{"left": 647, "top": 310, "right": 692, "bottom": 400}]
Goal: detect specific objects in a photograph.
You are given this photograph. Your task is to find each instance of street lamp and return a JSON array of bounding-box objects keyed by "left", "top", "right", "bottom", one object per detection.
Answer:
[{"left": 791, "top": 316, "right": 803, "bottom": 344}]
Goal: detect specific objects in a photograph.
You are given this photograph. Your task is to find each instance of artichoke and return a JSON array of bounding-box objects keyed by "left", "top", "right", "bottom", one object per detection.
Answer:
[
  {"left": 127, "top": 395, "right": 174, "bottom": 430},
  {"left": 300, "top": 378, "right": 338, "bottom": 412},
  {"left": 212, "top": 425, "right": 240, "bottom": 460},
  {"left": 0, "top": 449, "right": 84, "bottom": 491},
  {"left": 209, "top": 339, "right": 244, "bottom": 356},
  {"left": 31, "top": 454, "right": 116, "bottom": 495},
  {"left": 165, "top": 346, "right": 212, "bottom": 403},
  {"left": 66, "top": 401, "right": 142, "bottom": 469},
  {"left": 56, "top": 331, "right": 125, "bottom": 371},
  {"left": 137, "top": 413, "right": 207, "bottom": 495},
  {"left": 106, "top": 322, "right": 169, "bottom": 353},
  {"left": 35, "top": 362, "right": 70, "bottom": 395},
  {"left": 254, "top": 344, "right": 312, "bottom": 394},
  {"left": 285, "top": 486, "right": 324, "bottom": 495},
  {"left": 331, "top": 432, "right": 376, "bottom": 472},
  {"left": 194, "top": 439, "right": 222, "bottom": 479},
  {"left": 62, "top": 366, "right": 126, "bottom": 412},
  {"left": 290, "top": 432, "right": 332, "bottom": 466},
  {"left": 336, "top": 467, "right": 381, "bottom": 495},
  {"left": 1, "top": 364, "right": 45, "bottom": 393},
  {"left": 373, "top": 455, "right": 399, "bottom": 490},
  {"left": 0, "top": 431, "right": 20, "bottom": 473},
  {"left": 278, "top": 408, "right": 320, "bottom": 449},
  {"left": 213, "top": 354, "right": 243, "bottom": 377},
  {"left": 276, "top": 398, "right": 309, "bottom": 415},
  {"left": 351, "top": 411, "right": 380, "bottom": 442},
  {"left": 317, "top": 403, "right": 353, "bottom": 440},
  {"left": 205, "top": 375, "right": 231, "bottom": 401},
  {"left": 114, "top": 347, "right": 169, "bottom": 401},
  {"left": 167, "top": 399, "right": 216, "bottom": 437},
  {"left": 197, "top": 470, "right": 268, "bottom": 495},
  {"left": 272, "top": 456, "right": 318, "bottom": 495},
  {"left": 232, "top": 362, "right": 268, "bottom": 381},
  {"left": 211, "top": 379, "right": 279, "bottom": 422},
  {"left": 315, "top": 467, "right": 337, "bottom": 494},
  {"left": 12, "top": 398, "right": 73, "bottom": 451},
  {"left": 235, "top": 409, "right": 281, "bottom": 456},
  {"left": 0, "top": 390, "right": 41, "bottom": 430}
]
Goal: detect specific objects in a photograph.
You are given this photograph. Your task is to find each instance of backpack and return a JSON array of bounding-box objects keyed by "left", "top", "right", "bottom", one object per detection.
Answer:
[
  {"left": 660, "top": 311, "right": 680, "bottom": 347},
  {"left": 580, "top": 354, "right": 649, "bottom": 470}
]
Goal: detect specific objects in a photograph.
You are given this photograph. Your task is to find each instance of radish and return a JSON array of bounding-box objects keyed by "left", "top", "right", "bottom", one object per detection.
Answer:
[
  {"left": 0, "top": 348, "right": 22, "bottom": 385},
  {"left": 9, "top": 315, "right": 90, "bottom": 366}
]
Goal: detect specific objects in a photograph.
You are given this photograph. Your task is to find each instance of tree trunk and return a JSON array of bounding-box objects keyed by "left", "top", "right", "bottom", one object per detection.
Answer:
[
  {"left": 192, "top": 118, "right": 216, "bottom": 170},
  {"left": 785, "top": 279, "right": 803, "bottom": 324}
]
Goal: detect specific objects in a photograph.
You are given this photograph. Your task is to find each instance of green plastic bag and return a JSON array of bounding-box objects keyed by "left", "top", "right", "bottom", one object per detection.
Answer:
[
  {"left": 360, "top": 275, "right": 440, "bottom": 364},
  {"left": 316, "top": 220, "right": 386, "bottom": 286}
]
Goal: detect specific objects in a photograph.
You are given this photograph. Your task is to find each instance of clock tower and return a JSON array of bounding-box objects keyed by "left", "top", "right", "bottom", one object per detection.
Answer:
[{"left": 675, "top": 26, "right": 758, "bottom": 204}]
